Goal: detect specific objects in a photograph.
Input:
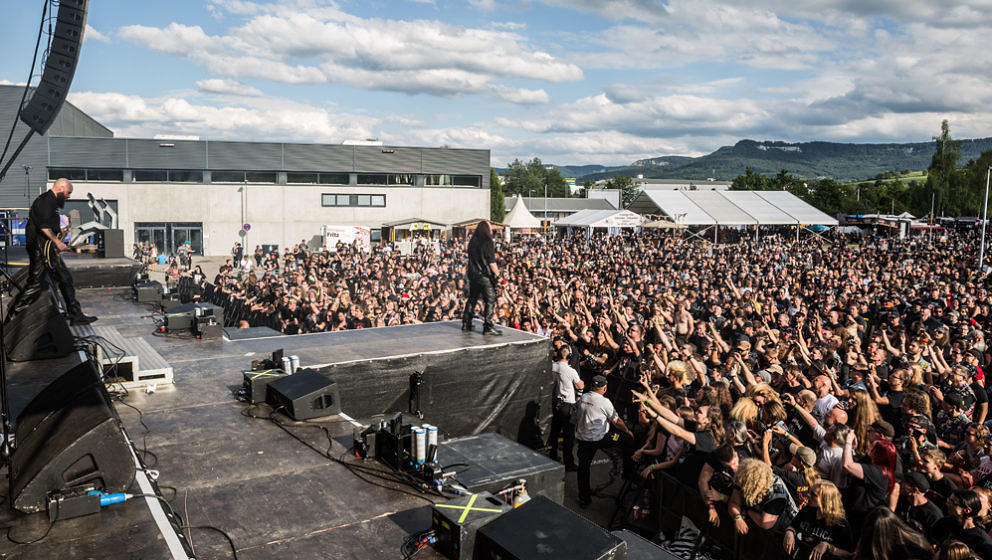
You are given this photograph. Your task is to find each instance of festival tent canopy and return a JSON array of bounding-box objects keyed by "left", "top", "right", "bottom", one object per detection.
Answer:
[
  {"left": 628, "top": 189, "right": 838, "bottom": 226},
  {"left": 553, "top": 209, "right": 645, "bottom": 228},
  {"left": 504, "top": 194, "right": 542, "bottom": 229},
  {"left": 627, "top": 190, "right": 716, "bottom": 225}
]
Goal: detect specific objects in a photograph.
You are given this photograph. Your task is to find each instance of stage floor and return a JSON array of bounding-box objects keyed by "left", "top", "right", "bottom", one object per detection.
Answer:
[{"left": 0, "top": 289, "right": 625, "bottom": 559}]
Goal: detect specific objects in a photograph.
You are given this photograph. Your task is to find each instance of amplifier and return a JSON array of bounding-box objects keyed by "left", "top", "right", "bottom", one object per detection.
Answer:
[
  {"left": 134, "top": 280, "right": 162, "bottom": 303},
  {"left": 195, "top": 318, "right": 222, "bottom": 340},
  {"left": 475, "top": 495, "right": 625, "bottom": 560},
  {"left": 431, "top": 491, "right": 511, "bottom": 560},
  {"left": 160, "top": 292, "right": 183, "bottom": 310},
  {"left": 436, "top": 433, "right": 564, "bottom": 503},
  {"left": 243, "top": 370, "right": 288, "bottom": 404},
  {"left": 611, "top": 529, "right": 671, "bottom": 559}
]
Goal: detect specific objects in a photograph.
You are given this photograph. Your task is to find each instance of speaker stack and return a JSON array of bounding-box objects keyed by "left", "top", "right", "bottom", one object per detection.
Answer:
[
  {"left": 3, "top": 290, "right": 73, "bottom": 362},
  {"left": 19, "top": 0, "right": 89, "bottom": 135},
  {"left": 9, "top": 361, "right": 135, "bottom": 513}
]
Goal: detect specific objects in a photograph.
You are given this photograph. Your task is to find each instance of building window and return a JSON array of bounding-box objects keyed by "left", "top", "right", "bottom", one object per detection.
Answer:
[
  {"left": 321, "top": 194, "right": 386, "bottom": 207},
  {"left": 246, "top": 171, "right": 277, "bottom": 183},
  {"left": 288, "top": 173, "right": 318, "bottom": 184},
  {"left": 453, "top": 175, "right": 481, "bottom": 187},
  {"left": 211, "top": 170, "right": 245, "bottom": 183},
  {"left": 356, "top": 174, "right": 387, "bottom": 185},
  {"left": 388, "top": 174, "right": 415, "bottom": 185},
  {"left": 133, "top": 169, "right": 169, "bottom": 182},
  {"left": 168, "top": 170, "right": 203, "bottom": 183},
  {"left": 85, "top": 169, "right": 124, "bottom": 182},
  {"left": 318, "top": 173, "right": 350, "bottom": 185},
  {"left": 49, "top": 168, "right": 124, "bottom": 182},
  {"left": 424, "top": 174, "right": 452, "bottom": 186}
]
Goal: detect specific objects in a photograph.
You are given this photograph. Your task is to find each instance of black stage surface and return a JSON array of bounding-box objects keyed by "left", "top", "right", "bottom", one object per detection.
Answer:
[
  {"left": 4, "top": 247, "right": 142, "bottom": 288},
  {"left": 0, "top": 288, "right": 607, "bottom": 559}
]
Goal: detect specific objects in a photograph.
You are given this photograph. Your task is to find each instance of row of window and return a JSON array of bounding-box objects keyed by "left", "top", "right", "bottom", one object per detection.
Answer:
[
  {"left": 321, "top": 194, "right": 386, "bottom": 207},
  {"left": 48, "top": 168, "right": 481, "bottom": 187}
]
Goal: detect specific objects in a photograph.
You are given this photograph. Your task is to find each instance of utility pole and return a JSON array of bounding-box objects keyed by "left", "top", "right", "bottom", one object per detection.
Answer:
[{"left": 980, "top": 166, "right": 990, "bottom": 271}]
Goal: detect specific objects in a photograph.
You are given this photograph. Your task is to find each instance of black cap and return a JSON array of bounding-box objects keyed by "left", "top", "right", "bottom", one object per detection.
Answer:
[
  {"left": 591, "top": 375, "right": 608, "bottom": 389},
  {"left": 902, "top": 471, "right": 930, "bottom": 493}
]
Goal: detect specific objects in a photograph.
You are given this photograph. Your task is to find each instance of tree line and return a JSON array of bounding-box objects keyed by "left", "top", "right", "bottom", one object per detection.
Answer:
[
  {"left": 490, "top": 121, "right": 991, "bottom": 222},
  {"left": 730, "top": 121, "right": 992, "bottom": 218}
]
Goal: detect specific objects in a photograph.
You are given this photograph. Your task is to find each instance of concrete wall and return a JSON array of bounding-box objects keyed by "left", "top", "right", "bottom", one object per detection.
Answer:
[{"left": 65, "top": 182, "right": 490, "bottom": 255}]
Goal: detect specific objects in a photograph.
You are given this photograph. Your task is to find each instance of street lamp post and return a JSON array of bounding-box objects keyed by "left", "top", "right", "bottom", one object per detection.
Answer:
[{"left": 980, "top": 166, "right": 990, "bottom": 271}]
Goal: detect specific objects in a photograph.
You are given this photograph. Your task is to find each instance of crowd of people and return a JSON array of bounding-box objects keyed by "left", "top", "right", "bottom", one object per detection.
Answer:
[{"left": 185, "top": 227, "right": 992, "bottom": 559}]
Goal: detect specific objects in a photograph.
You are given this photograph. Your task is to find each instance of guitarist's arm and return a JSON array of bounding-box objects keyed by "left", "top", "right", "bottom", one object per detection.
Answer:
[{"left": 41, "top": 227, "right": 69, "bottom": 252}]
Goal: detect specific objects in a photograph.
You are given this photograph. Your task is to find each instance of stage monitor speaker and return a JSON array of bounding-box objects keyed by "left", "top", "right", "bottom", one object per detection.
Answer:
[
  {"left": 10, "top": 361, "right": 135, "bottom": 513},
  {"left": 431, "top": 491, "right": 512, "bottom": 560},
  {"left": 4, "top": 291, "right": 73, "bottom": 362},
  {"left": 267, "top": 369, "right": 341, "bottom": 421},
  {"left": 475, "top": 495, "right": 625, "bottom": 560},
  {"left": 100, "top": 229, "right": 124, "bottom": 258},
  {"left": 134, "top": 280, "right": 162, "bottom": 303},
  {"left": 19, "top": 0, "right": 89, "bottom": 135},
  {"left": 611, "top": 529, "right": 673, "bottom": 559}
]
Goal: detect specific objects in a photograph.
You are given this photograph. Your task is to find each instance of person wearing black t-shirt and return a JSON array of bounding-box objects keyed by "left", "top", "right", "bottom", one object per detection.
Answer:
[
  {"left": 783, "top": 481, "right": 854, "bottom": 560},
  {"left": 897, "top": 471, "right": 944, "bottom": 534},
  {"left": 931, "top": 490, "right": 992, "bottom": 560},
  {"left": 843, "top": 432, "right": 898, "bottom": 535},
  {"left": 11, "top": 178, "right": 95, "bottom": 325},
  {"left": 460, "top": 220, "right": 501, "bottom": 335}
]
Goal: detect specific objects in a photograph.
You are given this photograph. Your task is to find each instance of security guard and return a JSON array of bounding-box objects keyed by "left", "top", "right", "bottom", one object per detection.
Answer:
[
  {"left": 548, "top": 345, "right": 583, "bottom": 471},
  {"left": 575, "top": 375, "right": 634, "bottom": 507}
]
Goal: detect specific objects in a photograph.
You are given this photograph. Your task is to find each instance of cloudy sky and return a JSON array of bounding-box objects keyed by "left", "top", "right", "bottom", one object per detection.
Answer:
[{"left": 1, "top": 0, "right": 989, "bottom": 167}]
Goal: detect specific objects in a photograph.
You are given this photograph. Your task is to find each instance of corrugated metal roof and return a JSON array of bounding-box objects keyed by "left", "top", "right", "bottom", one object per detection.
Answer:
[
  {"left": 755, "top": 191, "right": 839, "bottom": 225},
  {"left": 684, "top": 191, "right": 756, "bottom": 225},
  {"left": 503, "top": 197, "right": 615, "bottom": 212},
  {"left": 628, "top": 190, "right": 716, "bottom": 225},
  {"left": 720, "top": 191, "right": 797, "bottom": 225}
]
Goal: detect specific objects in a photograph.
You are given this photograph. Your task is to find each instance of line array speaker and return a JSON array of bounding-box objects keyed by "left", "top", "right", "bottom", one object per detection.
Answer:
[{"left": 19, "top": 0, "right": 90, "bottom": 135}]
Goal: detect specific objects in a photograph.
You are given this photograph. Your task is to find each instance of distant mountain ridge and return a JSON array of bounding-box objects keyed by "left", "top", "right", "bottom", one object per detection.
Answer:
[{"left": 551, "top": 137, "right": 992, "bottom": 184}]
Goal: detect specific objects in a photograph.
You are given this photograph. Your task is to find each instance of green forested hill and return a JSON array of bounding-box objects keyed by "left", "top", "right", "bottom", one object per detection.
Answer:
[{"left": 571, "top": 137, "right": 992, "bottom": 183}]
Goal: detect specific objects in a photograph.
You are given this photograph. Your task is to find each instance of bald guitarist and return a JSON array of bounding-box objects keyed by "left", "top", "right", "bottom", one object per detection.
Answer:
[{"left": 11, "top": 178, "right": 95, "bottom": 325}]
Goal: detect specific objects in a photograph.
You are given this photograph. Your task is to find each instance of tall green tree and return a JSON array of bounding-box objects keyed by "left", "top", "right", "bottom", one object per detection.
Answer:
[
  {"left": 489, "top": 168, "right": 505, "bottom": 223},
  {"left": 502, "top": 158, "right": 544, "bottom": 197},
  {"left": 731, "top": 166, "right": 768, "bottom": 190},
  {"left": 926, "top": 120, "right": 963, "bottom": 217},
  {"left": 604, "top": 175, "right": 638, "bottom": 208}
]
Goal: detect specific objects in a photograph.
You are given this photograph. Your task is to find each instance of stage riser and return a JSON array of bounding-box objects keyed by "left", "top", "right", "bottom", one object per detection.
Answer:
[
  {"left": 312, "top": 339, "right": 552, "bottom": 442},
  {"left": 68, "top": 262, "right": 142, "bottom": 288}
]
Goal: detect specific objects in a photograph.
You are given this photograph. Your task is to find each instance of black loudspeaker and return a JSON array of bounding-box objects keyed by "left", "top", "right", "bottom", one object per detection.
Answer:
[
  {"left": 134, "top": 280, "right": 162, "bottom": 303},
  {"left": 611, "top": 529, "right": 674, "bottom": 559},
  {"left": 100, "top": 229, "right": 124, "bottom": 258},
  {"left": 475, "top": 496, "right": 625, "bottom": 560},
  {"left": 10, "top": 361, "right": 135, "bottom": 513},
  {"left": 4, "top": 291, "right": 73, "bottom": 362},
  {"left": 431, "top": 491, "right": 512, "bottom": 560},
  {"left": 267, "top": 369, "right": 341, "bottom": 421},
  {"left": 19, "top": 0, "right": 89, "bottom": 135}
]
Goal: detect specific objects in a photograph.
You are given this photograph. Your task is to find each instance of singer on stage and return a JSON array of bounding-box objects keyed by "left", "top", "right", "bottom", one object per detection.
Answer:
[
  {"left": 11, "top": 178, "right": 95, "bottom": 325},
  {"left": 461, "top": 220, "right": 501, "bottom": 335}
]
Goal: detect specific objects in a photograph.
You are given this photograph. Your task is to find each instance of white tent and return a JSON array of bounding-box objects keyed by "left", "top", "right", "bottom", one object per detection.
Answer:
[
  {"left": 554, "top": 209, "right": 644, "bottom": 229},
  {"left": 628, "top": 189, "right": 838, "bottom": 226},
  {"left": 504, "top": 194, "right": 541, "bottom": 229}
]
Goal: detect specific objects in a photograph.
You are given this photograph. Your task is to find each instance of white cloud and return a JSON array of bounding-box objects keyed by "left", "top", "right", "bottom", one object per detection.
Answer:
[
  {"left": 84, "top": 24, "right": 110, "bottom": 43},
  {"left": 490, "top": 85, "right": 550, "bottom": 105},
  {"left": 118, "top": 6, "right": 581, "bottom": 103},
  {"left": 196, "top": 78, "right": 263, "bottom": 97},
  {"left": 470, "top": 0, "right": 500, "bottom": 11},
  {"left": 66, "top": 91, "right": 381, "bottom": 144}
]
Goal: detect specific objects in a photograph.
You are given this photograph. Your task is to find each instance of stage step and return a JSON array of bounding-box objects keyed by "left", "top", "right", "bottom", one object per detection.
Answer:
[{"left": 70, "top": 324, "right": 174, "bottom": 389}]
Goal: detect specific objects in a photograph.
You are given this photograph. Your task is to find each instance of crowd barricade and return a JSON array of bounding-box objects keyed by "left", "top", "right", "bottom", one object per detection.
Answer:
[
  {"left": 648, "top": 470, "right": 796, "bottom": 560},
  {"left": 191, "top": 282, "right": 283, "bottom": 331}
]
